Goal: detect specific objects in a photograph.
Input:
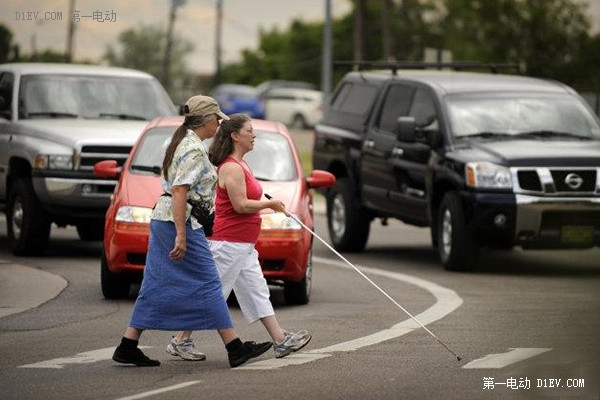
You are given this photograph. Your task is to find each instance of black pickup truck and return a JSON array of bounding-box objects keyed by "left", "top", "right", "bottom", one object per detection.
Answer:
[{"left": 313, "top": 63, "right": 600, "bottom": 270}]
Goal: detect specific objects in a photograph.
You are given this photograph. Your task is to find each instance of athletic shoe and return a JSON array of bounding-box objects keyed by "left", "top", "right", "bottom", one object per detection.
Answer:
[
  {"left": 273, "top": 330, "right": 312, "bottom": 358},
  {"left": 112, "top": 346, "right": 160, "bottom": 367},
  {"left": 166, "top": 337, "right": 206, "bottom": 361},
  {"left": 228, "top": 341, "right": 273, "bottom": 368}
]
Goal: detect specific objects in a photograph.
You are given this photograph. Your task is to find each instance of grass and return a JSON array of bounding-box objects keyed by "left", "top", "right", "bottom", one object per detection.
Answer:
[{"left": 299, "top": 149, "right": 313, "bottom": 177}]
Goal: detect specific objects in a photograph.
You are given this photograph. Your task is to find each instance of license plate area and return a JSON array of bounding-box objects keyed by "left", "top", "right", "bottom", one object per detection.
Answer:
[{"left": 560, "top": 225, "right": 594, "bottom": 245}]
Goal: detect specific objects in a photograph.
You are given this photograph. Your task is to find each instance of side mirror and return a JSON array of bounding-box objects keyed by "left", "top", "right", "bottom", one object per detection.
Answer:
[
  {"left": 396, "top": 116, "right": 416, "bottom": 142},
  {"left": 307, "top": 170, "right": 336, "bottom": 189},
  {"left": 94, "top": 160, "right": 120, "bottom": 179}
]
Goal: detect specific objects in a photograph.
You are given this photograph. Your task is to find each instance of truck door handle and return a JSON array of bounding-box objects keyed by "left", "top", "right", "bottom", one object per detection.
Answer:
[
  {"left": 392, "top": 148, "right": 404, "bottom": 157},
  {"left": 363, "top": 140, "right": 374, "bottom": 150}
]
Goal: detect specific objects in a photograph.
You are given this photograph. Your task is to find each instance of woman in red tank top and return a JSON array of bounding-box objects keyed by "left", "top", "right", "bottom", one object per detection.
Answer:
[{"left": 170, "top": 114, "right": 312, "bottom": 359}]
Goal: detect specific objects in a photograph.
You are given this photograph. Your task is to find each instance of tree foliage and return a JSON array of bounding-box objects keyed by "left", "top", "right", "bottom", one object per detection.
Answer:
[
  {"left": 0, "top": 24, "right": 19, "bottom": 63},
  {"left": 103, "top": 24, "right": 193, "bottom": 99},
  {"left": 434, "top": 0, "right": 592, "bottom": 86},
  {"left": 221, "top": 0, "right": 599, "bottom": 92}
]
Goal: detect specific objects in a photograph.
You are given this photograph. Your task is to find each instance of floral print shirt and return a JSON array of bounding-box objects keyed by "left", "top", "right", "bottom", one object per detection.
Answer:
[{"left": 151, "top": 130, "right": 217, "bottom": 230}]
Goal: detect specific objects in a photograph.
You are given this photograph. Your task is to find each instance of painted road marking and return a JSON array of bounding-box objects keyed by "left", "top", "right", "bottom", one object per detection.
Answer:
[
  {"left": 17, "top": 258, "right": 463, "bottom": 372},
  {"left": 462, "top": 348, "right": 552, "bottom": 369},
  {"left": 237, "top": 256, "right": 463, "bottom": 369},
  {"left": 114, "top": 381, "right": 202, "bottom": 400},
  {"left": 18, "top": 346, "right": 150, "bottom": 369}
]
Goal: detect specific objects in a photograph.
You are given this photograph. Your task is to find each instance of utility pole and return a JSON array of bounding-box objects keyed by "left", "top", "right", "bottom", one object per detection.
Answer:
[
  {"left": 353, "top": 0, "right": 365, "bottom": 64},
  {"left": 66, "top": 0, "right": 75, "bottom": 62},
  {"left": 321, "top": 0, "right": 332, "bottom": 108},
  {"left": 215, "top": 0, "right": 223, "bottom": 85},
  {"left": 381, "top": 0, "right": 393, "bottom": 61},
  {"left": 163, "top": 0, "right": 185, "bottom": 92}
]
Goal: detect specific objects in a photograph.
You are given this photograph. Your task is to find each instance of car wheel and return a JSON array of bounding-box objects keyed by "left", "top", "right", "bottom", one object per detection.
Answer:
[
  {"left": 77, "top": 219, "right": 104, "bottom": 241},
  {"left": 437, "top": 192, "right": 478, "bottom": 271},
  {"left": 291, "top": 114, "right": 307, "bottom": 129},
  {"left": 101, "top": 248, "right": 131, "bottom": 299},
  {"left": 284, "top": 249, "right": 312, "bottom": 305},
  {"left": 7, "top": 178, "right": 51, "bottom": 256},
  {"left": 327, "top": 178, "right": 370, "bottom": 252}
]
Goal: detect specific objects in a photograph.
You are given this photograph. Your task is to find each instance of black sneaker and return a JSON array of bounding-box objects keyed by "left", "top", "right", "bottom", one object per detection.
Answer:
[
  {"left": 228, "top": 341, "right": 273, "bottom": 368},
  {"left": 113, "top": 345, "right": 161, "bottom": 367}
]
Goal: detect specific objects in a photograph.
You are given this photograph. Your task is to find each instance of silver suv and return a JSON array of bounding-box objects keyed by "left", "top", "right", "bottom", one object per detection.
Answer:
[{"left": 0, "top": 63, "right": 177, "bottom": 255}]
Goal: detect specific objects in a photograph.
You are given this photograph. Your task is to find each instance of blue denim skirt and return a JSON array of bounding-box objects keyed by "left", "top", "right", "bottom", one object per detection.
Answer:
[{"left": 129, "top": 220, "right": 233, "bottom": 331}]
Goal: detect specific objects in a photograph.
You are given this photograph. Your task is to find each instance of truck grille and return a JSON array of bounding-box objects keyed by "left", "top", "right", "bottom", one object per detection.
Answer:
[
  {"left": 514, "top": 167, "right": 600, "bottom": 195},
  {"left": 78, "top": 145, "right": 132, "bottom": 171}
]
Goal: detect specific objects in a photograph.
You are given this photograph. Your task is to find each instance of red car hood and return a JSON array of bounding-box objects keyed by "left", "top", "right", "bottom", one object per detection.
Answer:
[{"left": 259, "top": 181, "right": 300, "bottom": 214}]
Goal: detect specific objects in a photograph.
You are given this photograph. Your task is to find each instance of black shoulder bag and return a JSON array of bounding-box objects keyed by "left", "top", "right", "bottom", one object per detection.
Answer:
[{"left": 161, "top": 193, "right": 214, "bottom": 236}]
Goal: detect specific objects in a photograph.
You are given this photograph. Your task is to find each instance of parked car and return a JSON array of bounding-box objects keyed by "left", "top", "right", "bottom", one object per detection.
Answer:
[
  {"left": 256, "top": 80, "right": 316, "bottom": 98},
  {"left": 0, "top": 63, "right": 177, "bottom": 255},
  {"left": 211, "top": 84, "right": 265, "bottom": 119},
  {"left": 313, "top": 62, "right": 600, "bottom": 271},
  {"left": 94, "top": 116, "right": 335, "bottom": 303},
  {"left": 264, "top": 87, "right": 323, "bottom": 129}
]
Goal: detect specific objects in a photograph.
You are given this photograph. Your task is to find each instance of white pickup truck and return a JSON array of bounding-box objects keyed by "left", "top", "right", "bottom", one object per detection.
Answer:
[{"left": 0, "top": 63, "right": 177, "bottom": 255}]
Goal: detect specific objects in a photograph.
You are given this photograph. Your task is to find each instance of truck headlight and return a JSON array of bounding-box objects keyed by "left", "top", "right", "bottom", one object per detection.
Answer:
[
  {"left": 261, "top": 213, "right": 301, "bottom": 230},
  {"left": 34, "top": 155, "right": 73, "bottom": 170},
  {"left": 465, "top": 162, "right": 512, "bottom": 189}
]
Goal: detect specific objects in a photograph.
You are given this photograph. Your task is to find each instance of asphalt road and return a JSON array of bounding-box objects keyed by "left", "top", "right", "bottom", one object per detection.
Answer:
[{"left": 1, "top": 209, "right": 599, "bottom": 400}]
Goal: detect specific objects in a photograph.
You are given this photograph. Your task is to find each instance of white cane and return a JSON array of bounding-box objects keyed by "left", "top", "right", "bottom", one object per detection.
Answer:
[{"left": 265, "top": 193, "right": 462, "bottom": 361}]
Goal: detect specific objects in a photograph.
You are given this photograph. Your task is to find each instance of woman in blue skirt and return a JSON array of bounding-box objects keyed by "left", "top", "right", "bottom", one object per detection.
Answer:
[{"left": 112, "top": 95, "right": 272, "bottom": 368}]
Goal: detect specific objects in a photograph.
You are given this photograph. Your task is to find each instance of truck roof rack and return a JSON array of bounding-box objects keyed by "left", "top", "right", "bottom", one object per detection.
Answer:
[{"left": 333, "top": 60, "right": 521, "bottom": 75}]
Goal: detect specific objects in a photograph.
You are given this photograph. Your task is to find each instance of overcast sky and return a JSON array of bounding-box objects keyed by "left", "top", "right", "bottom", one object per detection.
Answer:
[
  {"left": 1, "top": 0, "right": 598, "bottom": 74},
  {"left": 2, "top": 0, "right": 351, "bottom": 73}
]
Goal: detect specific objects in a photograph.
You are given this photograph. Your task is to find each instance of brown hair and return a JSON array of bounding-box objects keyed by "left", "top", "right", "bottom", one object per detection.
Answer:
[
  {"left": 209, "top": 113, "right": 251, "bottom": 166},
  {"left": 162, "top": 114, "right": 215, "bottom": 181}
]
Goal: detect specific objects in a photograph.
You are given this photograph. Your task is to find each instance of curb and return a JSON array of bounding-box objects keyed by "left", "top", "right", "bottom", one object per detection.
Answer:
[{"left": 0, "top": 263, "right": 67, "bottom": 318}]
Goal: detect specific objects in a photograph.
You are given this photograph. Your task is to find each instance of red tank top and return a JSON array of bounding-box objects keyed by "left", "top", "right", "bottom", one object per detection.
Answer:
[{"left": 209, "top": 156, "right": 263, "bottom": 243}]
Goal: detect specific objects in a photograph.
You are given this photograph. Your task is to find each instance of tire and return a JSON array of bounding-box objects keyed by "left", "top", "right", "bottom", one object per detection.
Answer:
[
  {"left": 7, "top": 179, "right": 51, "bottom": 256},
  {"left": 437, "top": 192, "right": 478, "bottom": 271},
  {"left": 291, "top": 114, "right": 307, "bottom": 129},
  {"left": 77, "top": 219, "right": 104, "bottom": 241},
  {"left": 101, "top": 248, "right": 131, "bottom": 299},
  {"left": 284, "top": 249, "right": 312, "bottom": 305},
  {"left": 326, "top": 178, "right": 370, "bottom": 252}
]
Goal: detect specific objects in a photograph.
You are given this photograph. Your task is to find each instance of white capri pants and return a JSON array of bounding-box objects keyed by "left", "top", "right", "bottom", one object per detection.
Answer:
[{"left": 208, "top": 240, "right": 274, "bottom": 324}]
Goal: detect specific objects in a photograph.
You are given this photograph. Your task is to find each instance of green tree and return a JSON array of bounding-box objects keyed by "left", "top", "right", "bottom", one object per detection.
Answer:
[
  {"left": 220, "top": 0, "right": 598, "bottom": 92},
  {"left": 104, "top": 25, "right": 193, "bottom": 100},
  {"left": 221, "top": 1, "right": 441, "bottom": 88},
  {"left": 434, "top": 0, "right": 591, "bottom": 82},
  {"left": 0, "top": 24, "right": 19, "bottom": 63}
]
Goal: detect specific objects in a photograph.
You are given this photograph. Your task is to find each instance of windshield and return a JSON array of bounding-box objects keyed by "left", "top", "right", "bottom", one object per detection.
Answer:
[
  {"left": 131, "top": 127, "right": 297, "bottom": 181},
  {"left": 446, "top": 93, "right": 600, "bottom": 140},
  {"left": 19, "top": 74, "right": 176, "bottom": 120}
]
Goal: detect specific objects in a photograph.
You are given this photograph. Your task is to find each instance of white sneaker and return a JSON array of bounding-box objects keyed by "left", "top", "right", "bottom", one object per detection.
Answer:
[
  {"left": 166, "top": 337, "right": 206, "bottom": 361},
  {"left": 273, "top": 330, "right": 312, "bottom": 358}
]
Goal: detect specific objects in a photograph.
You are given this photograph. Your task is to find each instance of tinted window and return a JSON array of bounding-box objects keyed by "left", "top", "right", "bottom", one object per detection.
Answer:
[
  {"left": 409, "top": 89, "right": 437, "bottom": 126},
  {"left": 18, "top": 74, "right": 175, "bottom": 120},
  {"left": 331, "top": 82, "right": 378, "bottom": 115},
  {"left": 377, "top": 84, "right": 414, "bottom": 132}
]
